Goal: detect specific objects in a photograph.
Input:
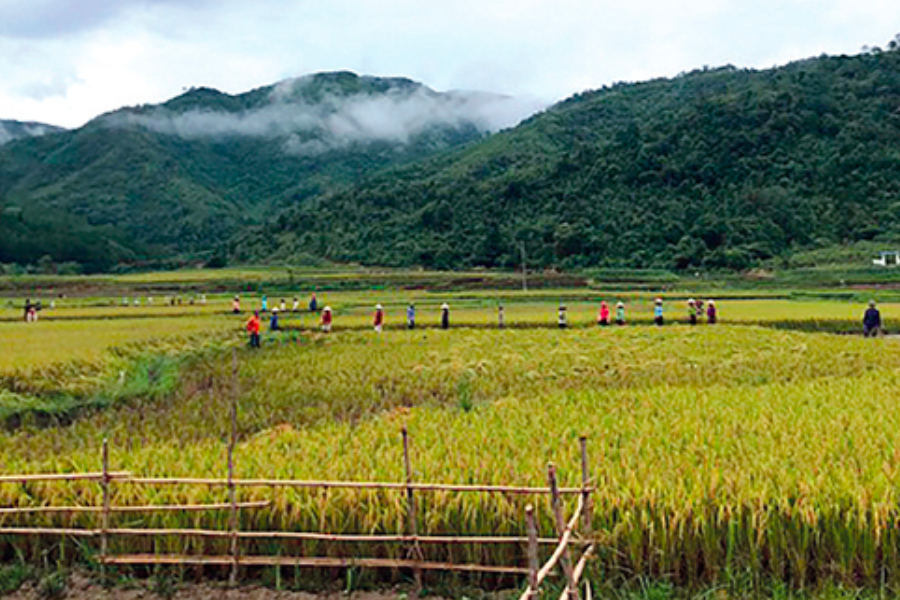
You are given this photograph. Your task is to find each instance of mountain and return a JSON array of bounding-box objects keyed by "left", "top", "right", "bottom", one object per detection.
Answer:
[
  {"left": 0, "top": 72, "right": 534, "bottom": 271},
  {"left": 235, "top": 44, "right": 900, "bottom": 271},
  {"left": 0, "top": 120, "right": 65, "bottom": 145}
]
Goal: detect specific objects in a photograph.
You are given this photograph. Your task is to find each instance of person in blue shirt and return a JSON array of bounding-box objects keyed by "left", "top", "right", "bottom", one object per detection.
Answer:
[
  {"left": 261, "top": 295, "right": 268, "bottom": 313},
  {"left": 863, "top": 300, "right": 882, "bottom": 337},
  {"left": 654, "top": 298, "right": 664, "bottom": 326},
  {"left": 407, "top": 303, "right": 416, "bottom": 329},
  {"left": 270, "top": 307, "right": 280, "bottom": 331}
]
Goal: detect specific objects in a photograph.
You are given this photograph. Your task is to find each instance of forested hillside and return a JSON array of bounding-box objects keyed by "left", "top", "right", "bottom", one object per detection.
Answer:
[
  {"left": 0, "top": 72, "right": 520, "bottom": 271},
  {"left": 235, "top": 43, "right": 900, "bottom": 270},
  {"left": 0, "top": 120, "right": 65, "bottom": 145}
]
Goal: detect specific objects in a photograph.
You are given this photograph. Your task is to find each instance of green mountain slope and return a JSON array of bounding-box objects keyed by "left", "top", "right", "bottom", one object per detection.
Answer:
[
  {"left": 0, "top": 120, "right": 65, "bottom": 145},
  {"left": 238, "top": 45, "right": 900, "bottom": 271},
  {"left": 0, "top": 72, "right": 520, "bottom": 271}
]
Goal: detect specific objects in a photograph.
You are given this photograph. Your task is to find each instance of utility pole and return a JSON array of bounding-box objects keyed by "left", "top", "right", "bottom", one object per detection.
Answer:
[{"left": 520, "top": 242, "right": 528, "bottom": 292}]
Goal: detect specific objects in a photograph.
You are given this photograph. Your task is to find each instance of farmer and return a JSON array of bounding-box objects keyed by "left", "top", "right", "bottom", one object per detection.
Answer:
[
  {"left": 309, "top": 293, "right": 318, "bottom": 313},
  {"left": 280, "top": 299, "right": 287, "bottom": 312},
  {"left": 688, "top": 299, "right": 697, "bottom": 325},
  {"left": 616, "top": 301, "right": 626, "bottom": 325},
  {"left": 232, "top": 295, "right": 241, "bottom": 314},
  {"left": 706, "top": 300, "right": 718, "bottom": 325},
  {"left": 598, "top": 301, "right": 610, "bottom": 326},
  {"left": 321, "top": 306, "right": 333, "bottom": 333},
  {"left": 270, "top": 307, "right": 280, "bottom": 331},
  {"left": 558, "top": 304, "right": 567, "bottom": 329},
  {"left": 407, "top": 303, "right": 416, "bottom": 329},
  {"left": 246, "top": 311, "right": 261, "bottom": 348},
  {"left": 23, "top": 299, "right": 35, "bottom": 323},
  {"left": 654, "top": 298, "right": 664, "bottom": 326},
  {"left": 498, "top": 303, "right": 505, "bottom": 329},
  {"left": 441, "top": 303, "right": 450, "bottom": 329},
  {"left": 863, "top": 300, "right": 881, "bottom": 337},
  {"left": 374, "top": 304, "right": 385, "bottom": 332},
  {"left": 292, "top": 297, "right": 300, "bottom": 312},
  {"left": 695, "top": 299, "right": 705, "bottom": 323},
  {"left": 261, "top": 295, "right": 268, "bottom": 313}
]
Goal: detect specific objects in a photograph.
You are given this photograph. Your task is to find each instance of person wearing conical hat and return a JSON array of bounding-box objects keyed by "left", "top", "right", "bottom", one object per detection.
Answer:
[
  {"left": 373, "top": 304, "right": 385, "bottom": 333},
  {"left": 558, "top": 304, "right": 567, "bottom": 329},
  {"left": 440, "top": 303, "right": 450, "bottom": 329},
  {"left": 407, "top": 303, "right": 416, "bottom": 330},
  {"left": 654, "top": 298, "right": 664, "bottom": 326},
  {"left": 687, "top": 299, "right": 697, "bottom": 326},
  {"left": 321, "top": 306, "right": 333, "bottom": 333},
  {"left": 615, "top": 301, "right": 626, "bottom": 326},
  {"left": 498, "top": 303, "right": 505, "bottom": 329}
]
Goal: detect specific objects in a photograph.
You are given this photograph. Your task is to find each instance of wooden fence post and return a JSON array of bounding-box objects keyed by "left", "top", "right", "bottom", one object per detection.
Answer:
[
  {"left": 548, "top": 464, "right": 579, "bottom": 600},
  {"left": 525, "top": 504, "right": 539, "bottom": 599},
  {"left": 402, "top": 427, "right": 424, "bottom": 596},
  {"left": 101, "top": 438, "right": 110, "bottom": 581},
  {"left": 579, "top": 436, "right": 592, "bottom": 538},
  {"left": 228, "top": 349, "right": 240, "bottom": 587}
]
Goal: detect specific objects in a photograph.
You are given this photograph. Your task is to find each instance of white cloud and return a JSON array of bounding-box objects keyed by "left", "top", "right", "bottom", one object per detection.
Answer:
[{"left": 1, "top": 0, "right": 899, "bottom": 128}]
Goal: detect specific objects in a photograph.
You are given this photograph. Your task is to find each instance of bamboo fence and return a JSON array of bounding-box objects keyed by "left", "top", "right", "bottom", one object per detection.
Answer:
[{"left": 0, "top": 361, "right": 596, "bottom": 594}]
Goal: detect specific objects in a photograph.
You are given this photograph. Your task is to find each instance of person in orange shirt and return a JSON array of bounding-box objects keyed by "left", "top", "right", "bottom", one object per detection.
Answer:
[{"left": 246, "top": 311, "right": 261, "bottom": 348}]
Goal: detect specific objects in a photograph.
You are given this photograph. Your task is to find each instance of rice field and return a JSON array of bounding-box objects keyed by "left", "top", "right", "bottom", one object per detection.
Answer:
[{"left": 2, "top": 286, "right": 900, "bottom": 592}]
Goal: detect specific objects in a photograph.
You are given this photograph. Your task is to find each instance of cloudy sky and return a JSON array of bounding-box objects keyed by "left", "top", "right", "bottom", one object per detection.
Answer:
[{"left": 1, "top": 0, "right": 899, "bottom": 129}]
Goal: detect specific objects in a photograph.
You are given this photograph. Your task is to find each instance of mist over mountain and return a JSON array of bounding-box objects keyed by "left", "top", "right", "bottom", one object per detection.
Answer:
[
  {"left": 0, "top": 120, "right": 65, "bottom": 145},
  {"left": 234, "top": 47, "right": 900, "bottom": 271},
  {"left": 0, "top": 72, "right": 540, "bottom": 271}
]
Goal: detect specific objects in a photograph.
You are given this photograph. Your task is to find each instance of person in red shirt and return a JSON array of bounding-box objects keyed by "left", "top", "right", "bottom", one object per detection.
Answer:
[
  {"left": 373, "top": 304, "right": 384, "bottom": 332},
  {"left": 246, "top": 311, "right": 261, "bottom": 348},
  {"left": 598, "top": 301, "right": 610, "bottom": 326},
  {"left": 322, "top": 306, "right": 333, "bottom": 333}
]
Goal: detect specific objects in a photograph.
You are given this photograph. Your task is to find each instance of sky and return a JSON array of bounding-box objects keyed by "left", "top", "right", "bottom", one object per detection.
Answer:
[{"left": 1, "top": 0, "right": 899, "bottom": 129}]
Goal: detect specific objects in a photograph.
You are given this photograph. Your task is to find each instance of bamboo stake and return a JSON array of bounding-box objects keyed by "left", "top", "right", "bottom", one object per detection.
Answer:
[
  {"left": 228, "top": 348, "right": 240, "bottom": 587},
  {"left": 579, "top": 436, "right": 592, "bottom": 538},
  {"left": 101, "top": 438, "right": 110, "bottom": 581},
  {"left": 123, "top": 477, "right": 586, "bottom": 494},
  {"left": 0, "top": 527, "right": 97, "bottom": 537},
  {"left": 549, "top": 464, "right": 579, "bottom": 600},
  {"left": 525, "top": 504, "right": 539, "bottom": 600},
  {"left": 557, "top": 546, "right": 595, "bottom": 600},
  {"left": 0, "top": 501, "right": 270, "bottom": 515},
  {"left": 0, "top": 472, "right": 130, "bottom": 483},
  {"left": 99, "top": 554, "right": 532, "bottom": 575},
  {"left": 402, "top": 427, "right": 423, "bottom": 595}
]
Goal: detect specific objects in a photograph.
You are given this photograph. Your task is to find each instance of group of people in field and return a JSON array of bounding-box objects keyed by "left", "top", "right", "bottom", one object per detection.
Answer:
[{"left": 240, "top": 294, "right": 725, "bottom": 347}]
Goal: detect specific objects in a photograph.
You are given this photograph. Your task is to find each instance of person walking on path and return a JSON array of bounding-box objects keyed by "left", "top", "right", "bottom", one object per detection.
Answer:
[
  {"left": 374, "top": 304, "right": 385, "bottom": 333},
  {"left": 706, "top": 300, "right": 718, "bottom": 325},
  {"left": 440, "top": 303, "right": 450, "bottom": 329},
  {"left": 654, "top": 298, "right": 664, "bottom": 326},
  {"left": 246, "top": 311, "right": 261, "bottom": 348},
  {"left": 598, "top": 301, "right": 610, "bottom": 326},
  {"left": 558, "top": 304, "right": 568, "bottom": 329},
  {"left": 498, "top": 303, "right": 505, "bottom": 329},
  {"left": 616, "top": 301, "right": 626, "bottom": 326},
  {"left": 407, "top": 303, "right": 416, "bottom": 330},
  {"left": 270, "top": 308, "right": 280, "bottom": 331},
  {"left": 321, "top": 306, "right": 333, "bottom": 333},
  {"left": 864, "top": 300, "right": 882, "bottom": 337},
  {"left": 688, "top": 299, "right": 697, "bottom": 325},
  {"left": 232, "top": 296, "right": 241, "bottom": 314}
]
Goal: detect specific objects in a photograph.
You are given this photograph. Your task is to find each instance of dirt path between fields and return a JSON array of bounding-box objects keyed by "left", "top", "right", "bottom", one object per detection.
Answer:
[{"left": 4, "top": 574, "right": 446, "bottom": 600}]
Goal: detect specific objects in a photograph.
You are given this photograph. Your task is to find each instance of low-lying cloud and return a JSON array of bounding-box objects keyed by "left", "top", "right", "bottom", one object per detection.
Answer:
[
  {"left": 0, "top": 121, "right": 61, "bottom": 145},
  {"left": 113, "top": 81, "right": 546, "bottom": 155}
]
